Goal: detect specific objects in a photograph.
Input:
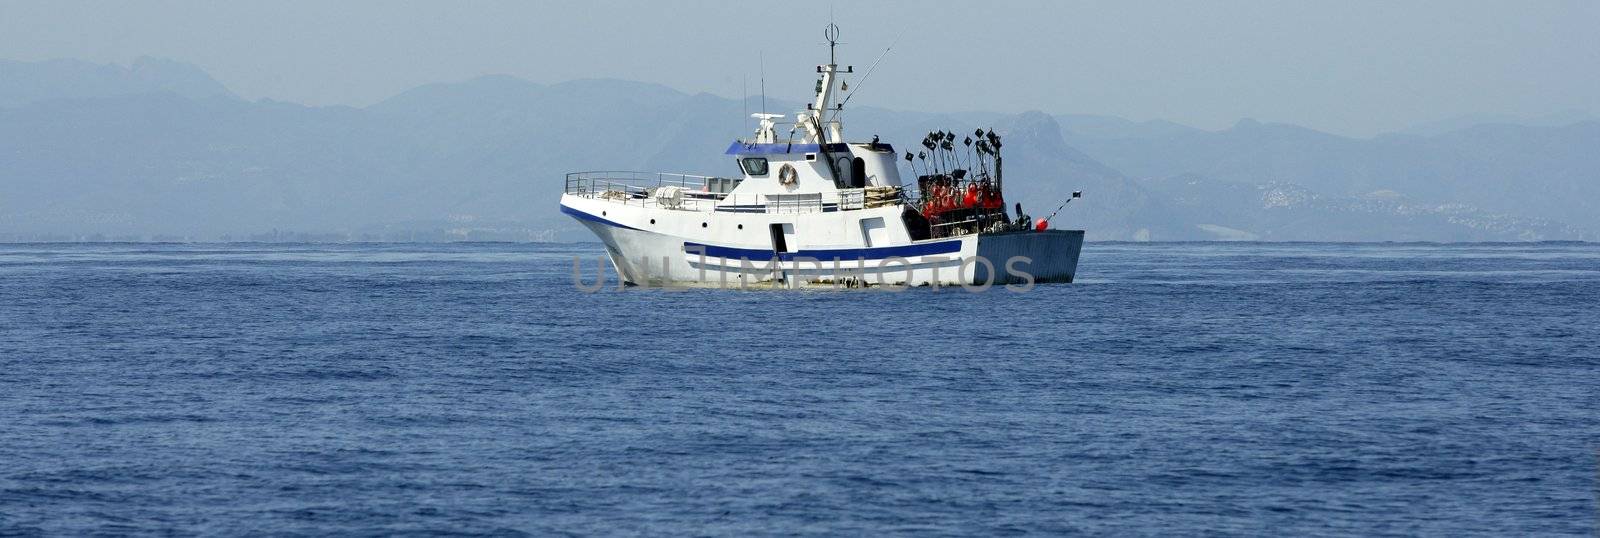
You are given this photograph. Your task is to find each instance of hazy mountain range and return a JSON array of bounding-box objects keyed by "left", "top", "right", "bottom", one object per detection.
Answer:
[{"left": 1, "top": 57, "right": 1595, "bottom": 242}]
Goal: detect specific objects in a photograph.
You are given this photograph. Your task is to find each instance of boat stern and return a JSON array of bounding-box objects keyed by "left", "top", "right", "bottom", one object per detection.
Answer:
[{"left": 973, "top": 229, "right": 1084, "bottom": 284}]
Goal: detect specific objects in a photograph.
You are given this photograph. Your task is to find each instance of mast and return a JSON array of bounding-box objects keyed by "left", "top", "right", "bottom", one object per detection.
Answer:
[
  {"left": 804, "top": 23, "right": 851, "bottom": 144},
  {"left": 805, "top": 23, "right": 850, "bottom": 187}
]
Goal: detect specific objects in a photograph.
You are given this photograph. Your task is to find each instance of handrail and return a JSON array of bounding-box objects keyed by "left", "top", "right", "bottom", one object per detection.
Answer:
[
  {"left": 563, "top": 171, "right": 903, "bottom": 215},
  {"left": 564, "top": 171, "right": 725, "bottom": 194}
]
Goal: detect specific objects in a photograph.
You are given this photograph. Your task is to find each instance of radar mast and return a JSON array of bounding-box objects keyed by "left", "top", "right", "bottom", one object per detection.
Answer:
[{"left": 802, "top": 23, "right": 851, "bottom": 144}]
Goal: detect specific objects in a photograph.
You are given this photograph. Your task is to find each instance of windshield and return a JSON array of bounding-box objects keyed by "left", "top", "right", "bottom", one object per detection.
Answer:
[{"left": 740, "top": 157, "right": 769, "bottom": 176}]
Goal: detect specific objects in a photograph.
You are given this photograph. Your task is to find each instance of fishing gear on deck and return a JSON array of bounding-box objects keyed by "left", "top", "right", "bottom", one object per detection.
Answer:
[
  {"left": 939, "top": 135, "right": 956, "bottom": 171},
  {"left": 1041, "top": 191, "right": 1085, "bottom": 223},
  {"left": 963, "top": 134, "right": 974, "bottom": 172},
  {"left": 906, "top": 125, "right": 1015, "bottom": 235}
]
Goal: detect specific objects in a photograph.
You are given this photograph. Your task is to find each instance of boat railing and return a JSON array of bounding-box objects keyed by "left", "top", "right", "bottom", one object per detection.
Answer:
[
  {"left": 930, "top": 217, "right": 981, "bottom": 238},
  {"left": 564, "top": 171, "right": 730, "bottom": 197},
  {"left": 565, "top": 171, "right": 903, "bottom": 214},
  {"left": 927, "top": 209, "right": 1019, "bottom": 239}
]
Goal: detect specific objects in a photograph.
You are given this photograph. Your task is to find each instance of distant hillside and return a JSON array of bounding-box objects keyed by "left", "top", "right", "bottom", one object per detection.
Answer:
[
  {"left": 1142, "top": 174, "right": 1588, "bottom": 242},
  {"left": 1396, "top": 110, "right": 1595, "bottom": 137},
  {"left": 0, "top": 57, "right": 235, "bottom": 108},
  {"left": 0, "top": 58, "right": 1593, "bottom": 241},
  {"left": 1065, "top": 118, "right": 1600, "bottom": 238}
]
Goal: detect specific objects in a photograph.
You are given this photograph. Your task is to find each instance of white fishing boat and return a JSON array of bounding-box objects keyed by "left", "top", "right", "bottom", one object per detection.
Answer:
[{"left": 559, "top": 25, "right": 1083, "bottom": 288}]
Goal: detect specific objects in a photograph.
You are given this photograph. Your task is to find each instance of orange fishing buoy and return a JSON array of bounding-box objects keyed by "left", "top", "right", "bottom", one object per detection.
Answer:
[
  {"left": 963, "top": 190, "right": 977, "bottom": 208},
  {"left": 1035, "top": 218, "right": 1048, "bottom": 231}
]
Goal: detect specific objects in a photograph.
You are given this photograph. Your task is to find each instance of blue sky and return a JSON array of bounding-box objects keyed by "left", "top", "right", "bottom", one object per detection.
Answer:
[{"left": 2, "top": 0, "right": 1595, "bottom": 137}]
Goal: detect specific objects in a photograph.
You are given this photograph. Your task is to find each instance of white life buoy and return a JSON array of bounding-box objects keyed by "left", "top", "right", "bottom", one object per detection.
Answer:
[{"left": 778, "top": 163, "right": 798, "bottom": 186}]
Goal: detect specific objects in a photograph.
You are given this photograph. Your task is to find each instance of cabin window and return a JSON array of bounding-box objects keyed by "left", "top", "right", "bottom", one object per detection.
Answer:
[{"left": 740, "top": 157, "right": 769, "bottom": 176}]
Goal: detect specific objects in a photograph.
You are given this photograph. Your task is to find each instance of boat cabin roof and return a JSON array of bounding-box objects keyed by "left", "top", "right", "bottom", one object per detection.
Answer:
[{"left": 724, "top": 142, "right": 894, "bottom": 156}]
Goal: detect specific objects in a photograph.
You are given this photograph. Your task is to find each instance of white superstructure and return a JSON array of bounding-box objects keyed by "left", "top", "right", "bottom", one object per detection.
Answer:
[{"left": 559, "top": 25, "right": 1083, "bottom": 288}]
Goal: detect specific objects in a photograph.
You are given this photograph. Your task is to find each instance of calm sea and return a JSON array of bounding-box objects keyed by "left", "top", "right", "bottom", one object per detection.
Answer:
[{"left": 1, "top": 242, "right": 1596, "bottom": 535}]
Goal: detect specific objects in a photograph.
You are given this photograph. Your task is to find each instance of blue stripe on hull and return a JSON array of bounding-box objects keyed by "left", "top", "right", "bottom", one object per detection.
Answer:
[
  {"left": 688, "top": 258, "right": 963, "bottom": 273},
  {"left": 560, "top": 202, "right": 964, "bottom": 262},
  {"left": 714, "top": 204, "right": 841, "bottom": 213},
  {"left": 685, "top": 239, "right": 962, "bottom": 262}
]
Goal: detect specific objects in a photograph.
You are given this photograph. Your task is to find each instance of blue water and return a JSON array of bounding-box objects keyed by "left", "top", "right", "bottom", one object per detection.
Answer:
[{"left": 1, "top": 242, "right": 1596, "bottom": 535}]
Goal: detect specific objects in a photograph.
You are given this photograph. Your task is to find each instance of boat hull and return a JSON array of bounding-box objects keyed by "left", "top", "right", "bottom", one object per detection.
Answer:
[
  {"left": 561, "top": 195, "right": 1082, "bottom": 288},
  {"left": 974, "top": 230, "right": 1084, "bottom": 284}
]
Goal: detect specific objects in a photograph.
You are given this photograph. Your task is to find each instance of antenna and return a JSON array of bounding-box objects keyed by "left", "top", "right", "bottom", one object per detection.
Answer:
[
  {"left": 831, "top": 26, "right": 905, "bottom": 122},
  {"left": 827, "top": 6, "right": 838, "bottom": 65},
  {"left": 742, "top": 74, "right": 748, "bottom": 138},
  {"left": 1043, "top": 192, "right": 1085, "bottom": 222},
  {"left": 825, "top": 23, "right": 840, "bottom": 66},
  {"left": 759, "top": 51, "right": 767, "bottom": 120}
]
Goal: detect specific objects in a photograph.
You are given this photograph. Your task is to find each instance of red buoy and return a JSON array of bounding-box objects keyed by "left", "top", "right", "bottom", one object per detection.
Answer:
[{"left": 1035, "top": 218, "right": 1048, "bottom": 231}]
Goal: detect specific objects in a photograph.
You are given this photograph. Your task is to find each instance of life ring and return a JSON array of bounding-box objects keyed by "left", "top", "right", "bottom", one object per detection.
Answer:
[{"left": 778, "top": 163, "right": 798, "bottom": 186}]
